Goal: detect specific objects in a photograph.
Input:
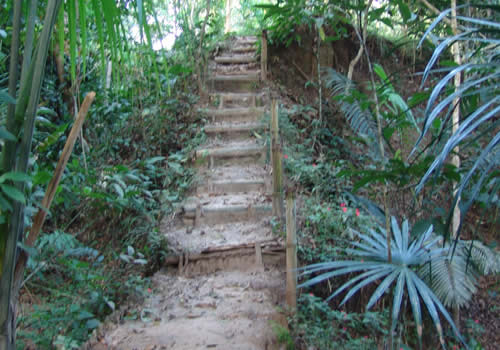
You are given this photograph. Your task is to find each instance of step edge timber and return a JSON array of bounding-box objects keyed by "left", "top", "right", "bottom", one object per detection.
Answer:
[{"left": 163, "top": 239, "right": 284, "bottom": 265}]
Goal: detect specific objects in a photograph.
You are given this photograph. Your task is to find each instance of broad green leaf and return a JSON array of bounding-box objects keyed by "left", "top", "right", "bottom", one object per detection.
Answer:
[
  {"left": 0, "top": 171, "right": 31, "bottom": 183},
  {"left": 0, "top": 127, "right": 16, "bottom": 141},
  {"left": 86, "top": 319, "right": 100, "bottom": 329},
  {"left": 0, "top": 193, "right": 13, "bottom": 212},
  {"left": 1, "top": 184, "right": 26, "bottom": 204},
  {"left": 397, "top": 0, "right": 411, "bottom": 22},
  {"left": 0, "top": 88, "right": 16, "bottom": 105}
]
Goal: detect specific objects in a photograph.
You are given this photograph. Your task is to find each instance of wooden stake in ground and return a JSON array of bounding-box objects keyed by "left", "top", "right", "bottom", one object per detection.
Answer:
[
  {"left": 261, "top": 30, "right": 267, "bottom": 81},
  {"left": 285, "top": 191, "right": 297, "bottom": 310},
  {"left": 271, "top": 100, "right": 283, "bottom": 220},
  {"left": 13, "top": 91, "right": 96, "bottom": 288}
]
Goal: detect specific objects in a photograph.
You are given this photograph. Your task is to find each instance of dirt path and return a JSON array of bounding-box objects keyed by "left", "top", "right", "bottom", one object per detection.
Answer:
[{"left": 100, "top": 36, "right": 286, "bottom": 350}]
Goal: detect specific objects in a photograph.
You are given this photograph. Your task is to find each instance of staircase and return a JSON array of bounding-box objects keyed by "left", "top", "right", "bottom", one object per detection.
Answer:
[{"left": 104, "top": 36, "right": 286, "bottom": 350}]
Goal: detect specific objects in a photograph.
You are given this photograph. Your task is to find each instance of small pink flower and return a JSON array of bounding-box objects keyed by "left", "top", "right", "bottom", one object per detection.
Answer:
[
  {"left": 361, "top": 259, "right": 364, "bottom": 262},
  {"left": 284, "top": 154, "right": 288, "bottom": 159},
  {"left": 453, "top": 346, "right": 457, "bottom": 350},
  {"left": 147, "top": 288, "right": 152, "bottom": 293},
  {"left": 474, "top": 319, "right": 479, "bottom": 324},
  {"left": 313, "top": 163, "right": 317, "bottom": 167},
  {"left": 340, "top": 203, "right": 346, "bottom": 207},
  {"left": 343, "top": 327, "right": 347, "bottom": 331},
  {"left": 356, "top": 208, "right": 360, "bottom": 217},
  {"left": 327, "top": 207, "right": 331, "bottom": 211},
  {"left": 309, "top": 293, "right": 314, "bottom": 296},
  {"left": 342, "top": 207, "right": 347, "bottom": 213},
  {"left": 364, "top": 336, "right": 368, "bottom": 339}
]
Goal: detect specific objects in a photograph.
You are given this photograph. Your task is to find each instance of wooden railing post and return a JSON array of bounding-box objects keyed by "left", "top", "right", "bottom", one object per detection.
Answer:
[
  {"left": 271, "top": 100, "right": 283, "bottom": 220},
  {"left": 261, "top": 30, "right": 268, "bottom": 81},
  {"left": 286, "top": 191, "right": 297, "bottom": 310}
]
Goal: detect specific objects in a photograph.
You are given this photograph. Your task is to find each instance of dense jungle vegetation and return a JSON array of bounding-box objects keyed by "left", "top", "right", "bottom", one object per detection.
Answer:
[{"left": 0, "top": 0, "right": 499, "bottom": 349}]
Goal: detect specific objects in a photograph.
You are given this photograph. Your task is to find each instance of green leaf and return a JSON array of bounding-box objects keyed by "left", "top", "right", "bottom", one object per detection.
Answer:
[
  {"left": 1, "top": 184, "right": 26, "bottom": 204},
  {"left": 68, "top": 0, "right": 77, "bottom": 83},
  {"left": 0, "top": 171, "right": 31, "bottom": 184},
  {"left": 86, "top": 318, "right": 100, "bottom": 329},
  {"left": 76, "top": 310, "right": 94, "bottom": 320},
  {"left": 397, "top": 0, "right": 412, "bottom": 22},
  {"left": 112, "top": 183, "right": 124, "bottom": 198},
  {"left": 318, "top": 26, "right": 325, "bottom": 41},
  {"left": 79, "top": 0, "right": 88, "bottom": 76},
  {"left": 0, "top": 193, "right": 13, "bottom": 212},
  {"left": 0, "top": 89, "right": 16, "bottom": 105},
  {"left": 38, "top": 122, "right": 69, "bottom": 152},
  {"left": 0, "top": 127, "right": 16, "bottom": 141}
]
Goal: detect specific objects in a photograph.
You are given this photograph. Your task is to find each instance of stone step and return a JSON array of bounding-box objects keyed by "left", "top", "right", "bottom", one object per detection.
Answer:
[
  {"left": 202, "top": 107, "right": 266, "bottom": 123},
  {"left": 194, "top": 144, "right": 266, "bottom": 167},
  {"left": 207, "top": 74, "right": 260, "bottom": 92},
  {"left": 231, "top": 46, "right": 257, "bottom": 54},
  {"left": 209, "top": 92, "right": 266, "bottom": 108},
  {"left": 204, "top": 122, "right": 267, "bottom": 141},
  {"left": 183, "top": 202, "right": 272, "bottom": 226},
  {"left": 165, "top": 220, "right": 277, "bottom": 256},
  {"left": 196, "top": 178, "right": 269, "bottom": 195},
  {"left": 237, "top": 35, "right": 258, "bottom": 44},
  {"left": 215, "top": 56, "right": 257, "bottom": 64}
]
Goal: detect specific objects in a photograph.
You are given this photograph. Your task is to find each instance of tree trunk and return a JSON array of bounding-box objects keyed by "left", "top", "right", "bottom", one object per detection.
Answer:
[{"left": 451, "top": 0, "right": 462, "bottom": 327}]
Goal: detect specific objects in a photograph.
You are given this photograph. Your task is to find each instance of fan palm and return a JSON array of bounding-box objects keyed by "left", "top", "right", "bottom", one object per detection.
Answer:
[{"left": 299, "top": 217, "right": 467, "bottom": 349}]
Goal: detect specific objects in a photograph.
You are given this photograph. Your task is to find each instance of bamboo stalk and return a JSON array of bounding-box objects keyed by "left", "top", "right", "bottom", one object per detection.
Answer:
[
  {"left": 261, "top": 30, "right": 268, "bottom": 81},
  {"left": 285, "top": 191, "right": 297, "bottom": 310}
]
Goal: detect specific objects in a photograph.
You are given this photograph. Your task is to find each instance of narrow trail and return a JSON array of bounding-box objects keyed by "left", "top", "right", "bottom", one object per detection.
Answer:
[{"left": 103, "top": 36, "right": 286, "bottom": 349}]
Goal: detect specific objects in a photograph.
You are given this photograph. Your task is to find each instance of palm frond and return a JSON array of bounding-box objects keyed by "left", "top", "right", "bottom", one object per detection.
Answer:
[
  {"left": 411, "top": 5, "right": 500, "bottom": 239},
  {"left": 420, "top": 239, "right": 500, "bottom": 308},
  {"left": 462, "top": 240, "right": 500, "bottom": 275},
  {"left": 322, "top": 68, "right": 378, "bottom": 140},
  {"left": 420, "top": 252, "right": 476, "bottom": 308}
]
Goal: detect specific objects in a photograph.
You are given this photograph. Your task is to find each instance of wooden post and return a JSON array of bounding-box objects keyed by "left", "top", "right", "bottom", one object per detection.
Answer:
[
  {"left": 286, "top": 191, "right": 297, "bottom": 310},
  {"left": 261, "top": 30, "right": 268, "bottom": 81},
  {"left": 271, "top": 100, "right": 283, "bottom": 219}
]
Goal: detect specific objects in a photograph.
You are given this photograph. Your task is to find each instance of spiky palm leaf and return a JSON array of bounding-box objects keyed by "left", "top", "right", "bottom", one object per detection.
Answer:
[
  {"left": 412, "top": 5, "right": 500, "bottom": 236},
  {"left": 299, "top": 217, "right": 466, "bottom": 349}
]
